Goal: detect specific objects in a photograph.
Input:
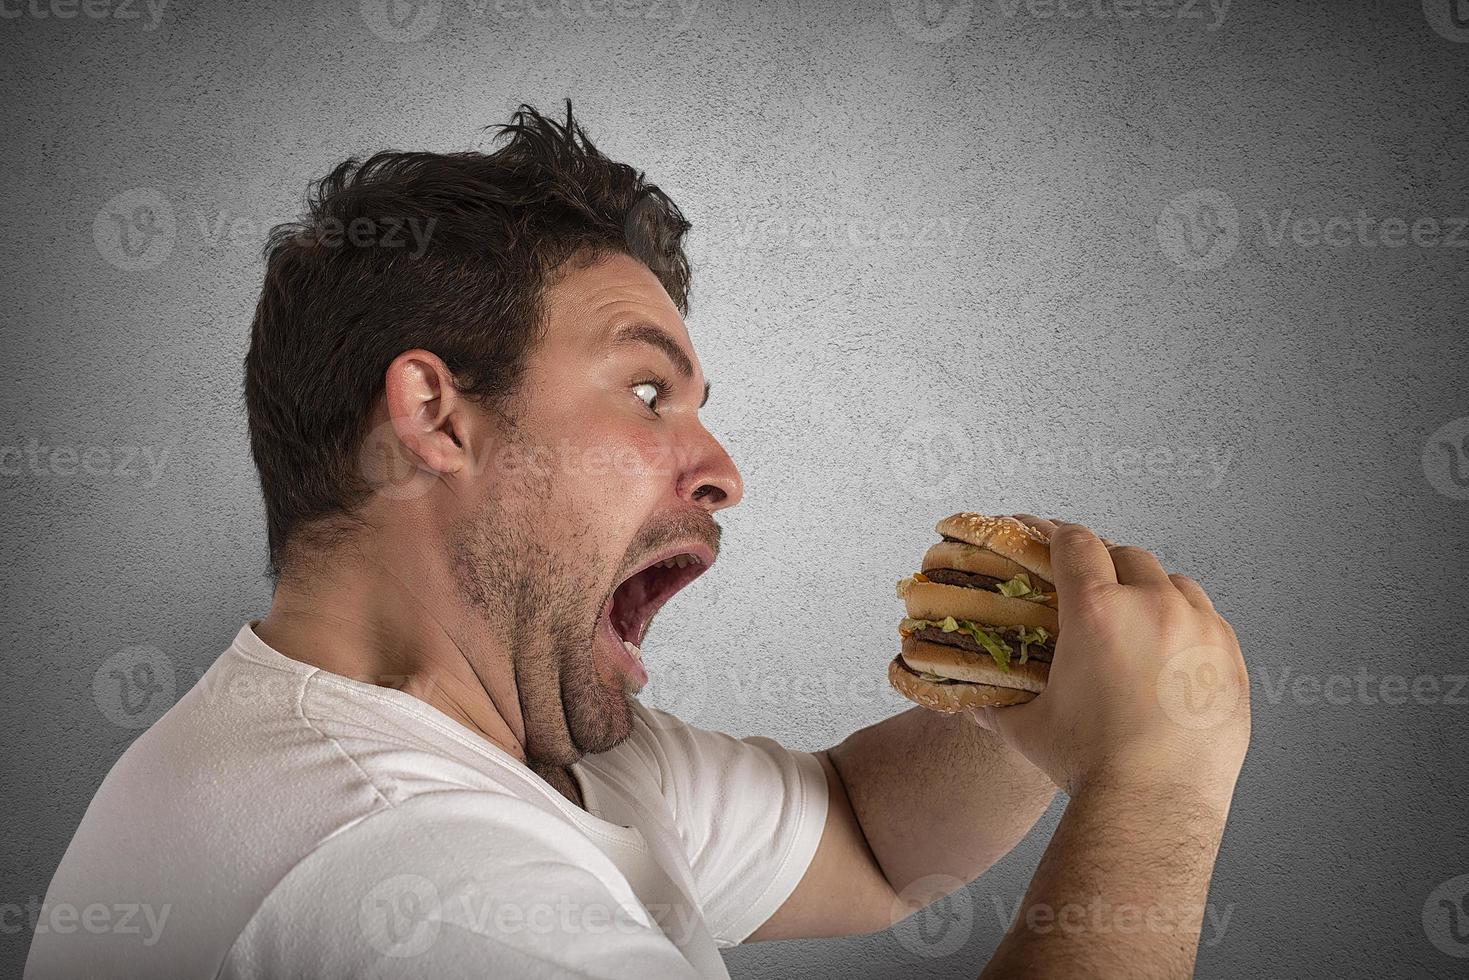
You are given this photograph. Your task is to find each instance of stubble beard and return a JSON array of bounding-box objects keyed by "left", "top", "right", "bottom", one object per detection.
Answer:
[{"left": 449, "top": 492, "right": 635, "bottom": 770}]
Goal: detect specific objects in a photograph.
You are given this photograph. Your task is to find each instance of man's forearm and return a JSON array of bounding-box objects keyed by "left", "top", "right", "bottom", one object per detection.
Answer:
[
  {"left": 827, "top": 706, "right": 1057, "bottom": 897},
  {"left": 981, "top": 777, "right": 1234, "bottom": 980}
]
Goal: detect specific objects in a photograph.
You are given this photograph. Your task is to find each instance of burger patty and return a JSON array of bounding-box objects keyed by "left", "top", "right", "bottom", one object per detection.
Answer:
[
  {"left": 916, "top": 625, "right": 1055, "bottom": 664},
  {"left": 921, "top": 568, "right": 1009, "bottom": 590}
]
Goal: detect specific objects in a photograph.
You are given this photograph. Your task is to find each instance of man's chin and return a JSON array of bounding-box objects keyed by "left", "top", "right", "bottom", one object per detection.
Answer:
[{"left": 559, "top": 665, "right": 637, "bottom": 758}]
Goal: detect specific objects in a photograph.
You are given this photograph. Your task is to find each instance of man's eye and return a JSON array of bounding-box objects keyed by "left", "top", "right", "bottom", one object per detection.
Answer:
[{"left": 632, "top": 381, "right": 662, "bottom": 412}]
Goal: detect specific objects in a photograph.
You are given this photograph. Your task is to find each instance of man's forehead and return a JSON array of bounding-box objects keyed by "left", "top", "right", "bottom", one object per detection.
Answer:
[{"left": 548, "top": 255, "right": 699, "bottom": 367}]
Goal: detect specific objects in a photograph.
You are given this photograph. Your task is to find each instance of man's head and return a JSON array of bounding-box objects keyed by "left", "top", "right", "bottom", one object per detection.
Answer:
[{"left": 244, "top": 104, "right": 742, "bottom": 765}]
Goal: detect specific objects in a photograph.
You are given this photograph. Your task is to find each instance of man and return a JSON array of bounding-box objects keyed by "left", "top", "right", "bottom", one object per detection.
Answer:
[{"left": 26, "top": 105, "right": 1250, "bottom": 979}]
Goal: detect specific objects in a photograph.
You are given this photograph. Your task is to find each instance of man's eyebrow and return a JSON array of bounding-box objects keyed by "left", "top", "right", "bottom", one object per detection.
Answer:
[{"left": 610, "top": 322, "right": 711, "bottom": 408}]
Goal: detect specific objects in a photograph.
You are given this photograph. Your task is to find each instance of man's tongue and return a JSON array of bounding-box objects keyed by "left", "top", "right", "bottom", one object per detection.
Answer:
[{"left": 594, "top": 576, "right": 647, "bottom": 691}]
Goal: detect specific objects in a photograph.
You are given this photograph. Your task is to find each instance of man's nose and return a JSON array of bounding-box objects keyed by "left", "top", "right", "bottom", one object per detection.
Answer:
[{"left": 679, "top": 424, "right": 743, "bottom": 512}]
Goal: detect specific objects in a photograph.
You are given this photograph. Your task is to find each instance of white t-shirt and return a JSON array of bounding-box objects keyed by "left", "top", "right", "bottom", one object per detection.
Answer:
[{"left": 25, "top": 624, "right": 829, "bottom": 979}]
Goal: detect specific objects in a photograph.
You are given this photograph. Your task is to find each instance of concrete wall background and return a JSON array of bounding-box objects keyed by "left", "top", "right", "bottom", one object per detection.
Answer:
[{"left": 3, "top": 1, "right": 1466, "bottom": 977}]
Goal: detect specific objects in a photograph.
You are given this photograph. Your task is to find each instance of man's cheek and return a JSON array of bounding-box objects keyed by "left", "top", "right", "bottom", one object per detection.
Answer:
[{"left": 587, "top": 428, "right": 681, "bottom": 485}]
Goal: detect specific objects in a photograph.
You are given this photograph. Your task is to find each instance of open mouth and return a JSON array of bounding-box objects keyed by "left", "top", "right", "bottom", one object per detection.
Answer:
[{"left": 604, "top": 544, "right": 713, "bottom": 651}]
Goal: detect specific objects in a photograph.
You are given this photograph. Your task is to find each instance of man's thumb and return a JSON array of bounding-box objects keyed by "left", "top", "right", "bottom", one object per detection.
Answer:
[{"left": 968, "top": 701, "right": 1037, "bottom": 747}]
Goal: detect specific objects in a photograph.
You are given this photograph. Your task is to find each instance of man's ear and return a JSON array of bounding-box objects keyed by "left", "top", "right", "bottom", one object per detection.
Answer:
[{"left": 382, "top": 349, "right": 473, "bottom": 478}]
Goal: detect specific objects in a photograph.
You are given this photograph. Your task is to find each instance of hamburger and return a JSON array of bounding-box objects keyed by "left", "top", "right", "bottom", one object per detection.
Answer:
[{"left": 889, "top": 513, "right": 1059, "bottom": 712}]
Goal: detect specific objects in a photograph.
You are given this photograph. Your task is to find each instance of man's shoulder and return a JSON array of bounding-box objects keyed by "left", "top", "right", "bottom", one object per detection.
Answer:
[
  {"left": 29, "top": 634, "right": 611, "bottom": 980},
  {"left": 217, "top": 790, "right": 692, "bottom": 979}
]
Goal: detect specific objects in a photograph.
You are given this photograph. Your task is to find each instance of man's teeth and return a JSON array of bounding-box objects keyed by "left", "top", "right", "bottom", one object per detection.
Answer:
[
  {"left": 621, "top": 639, "right": 643, "bottom": 662},
  {"left": 653, "top": 554, "right": 702, "bottom": 569}
]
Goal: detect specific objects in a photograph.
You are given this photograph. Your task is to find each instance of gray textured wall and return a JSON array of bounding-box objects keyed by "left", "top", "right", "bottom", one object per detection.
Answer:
[{"left": 3, "top": 1, "right": 1467, "bottom": 977}]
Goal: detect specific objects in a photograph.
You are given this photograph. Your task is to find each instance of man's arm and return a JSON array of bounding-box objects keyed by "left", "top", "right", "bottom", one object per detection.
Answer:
[
  {"left": 829, "top": 706, "right": 1058, "bottom": 896},
  {"left": 749, "top": 517, "right": 1250, "bottom": 979},
  {"left": 981, "top": 778, "right": 1231, "bottom": 979},
  {"left": 746, "top": 710, "right": 1056, "bottom": 941}
]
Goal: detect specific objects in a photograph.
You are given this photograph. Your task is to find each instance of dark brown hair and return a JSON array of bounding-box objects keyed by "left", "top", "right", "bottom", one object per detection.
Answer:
[{"left": 244, "top": 102, "right": 692, "bottom": 579}]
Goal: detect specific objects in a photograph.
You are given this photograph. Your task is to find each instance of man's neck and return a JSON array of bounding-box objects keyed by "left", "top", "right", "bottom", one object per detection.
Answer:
[
  {"left": 530, "top": 760, "right": 585, "bottom": 809},
  {"left": 255, "top": 544, "right": 529, "bottom": 766}
]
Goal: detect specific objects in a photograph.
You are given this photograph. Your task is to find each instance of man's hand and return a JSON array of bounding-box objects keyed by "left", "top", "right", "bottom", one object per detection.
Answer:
[
  {"left": 970, "top": 517, "right": 1250, "bottom": 813},
  {"left": 974, "top": 516, "right": 1252, "bottom": 979},
  {"left": 747, "top": 514, "right": 1251, "bottom": 974}
]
